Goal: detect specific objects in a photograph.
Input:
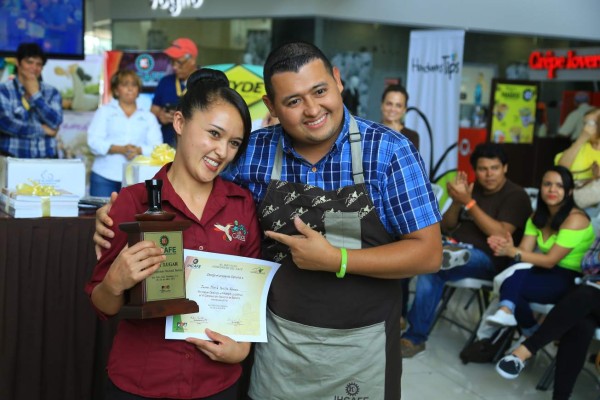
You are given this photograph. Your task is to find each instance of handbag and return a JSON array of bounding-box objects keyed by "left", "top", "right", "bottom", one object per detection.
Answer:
[
  {"left": 573, "top": 178, "right": 600, "bottom": 209},
  {"left": 580, "top": 237, "right": 600, "bottom": 276}
]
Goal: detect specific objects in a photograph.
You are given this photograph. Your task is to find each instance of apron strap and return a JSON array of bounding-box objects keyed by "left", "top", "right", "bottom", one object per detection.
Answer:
[
  {"left": 270, "top": 116, "right": 365, "bottom": 184},
  {"left": 348, "top": 117, "right": 364, "bottom": 184},
  {"left": 271, "top": 137, "right": 284, "bottom": 181}
]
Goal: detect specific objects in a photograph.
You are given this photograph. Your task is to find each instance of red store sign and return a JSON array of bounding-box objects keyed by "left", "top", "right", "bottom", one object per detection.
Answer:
[{"left": 529, "top": 50, "right": 600, "bottom": 79}]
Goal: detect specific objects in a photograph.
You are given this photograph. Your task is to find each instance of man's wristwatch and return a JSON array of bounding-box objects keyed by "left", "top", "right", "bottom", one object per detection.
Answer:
[{"left": 513, "top": 250, "right": 522, "bottom": 263}]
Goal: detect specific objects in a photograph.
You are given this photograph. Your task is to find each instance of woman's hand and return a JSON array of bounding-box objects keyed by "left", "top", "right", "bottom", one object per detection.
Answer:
[
  {"left": 124, "top": 144, "right": 141, "bottom": 160},
  {"left": 487, "top": 232, "right": 515, "bottom": 257},
  {"left": 102, "top": 240, "right": 165, "bottom": 296},
  {"left": 186, "top": 329, "right": 251, "bottom": 364},
  {"left": 582, "top": 118, "right": 598, "bottom": 140}
]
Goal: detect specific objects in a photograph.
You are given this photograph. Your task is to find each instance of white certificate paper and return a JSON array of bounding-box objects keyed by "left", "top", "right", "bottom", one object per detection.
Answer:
[{"left": 165, "top": 250, "right": 280, "bottom": 342}]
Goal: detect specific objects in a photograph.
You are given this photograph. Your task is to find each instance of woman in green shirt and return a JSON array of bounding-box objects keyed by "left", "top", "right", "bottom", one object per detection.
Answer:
[{"left": 485, "top": 165, "right": 594, "bottom": 336}]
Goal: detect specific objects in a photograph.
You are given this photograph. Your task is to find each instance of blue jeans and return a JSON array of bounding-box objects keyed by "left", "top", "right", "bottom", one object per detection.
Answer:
[
  {"left": 403, "top": 246, "right": 496, "bottom": 344},
  {"left": 89, "top": 171, "right": 121, "bottom": 197},
  {"left": 498, "top": 266, "right": 580, "bottom": 335}
]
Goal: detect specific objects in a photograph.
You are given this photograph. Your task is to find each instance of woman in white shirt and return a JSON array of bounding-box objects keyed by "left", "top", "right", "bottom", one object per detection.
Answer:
[{"left": 87, "top": 69, "right": 163, "bottom": 196}]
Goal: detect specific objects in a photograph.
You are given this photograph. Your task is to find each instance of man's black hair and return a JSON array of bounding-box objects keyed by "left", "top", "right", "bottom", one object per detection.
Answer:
[
  {"left": 16, "top": 42, "right": 47, "bottom": 65},
  {"left": 469, "top": 142, "right": 508, "bottom": 169},
  {"left": 263, "top": 41, "right": 334, "bottom": 101}
]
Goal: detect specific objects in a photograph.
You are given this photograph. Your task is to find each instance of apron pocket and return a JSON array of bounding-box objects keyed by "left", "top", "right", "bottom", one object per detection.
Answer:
[{"left": 324, "top": 210, "right": 362, "bottom": 249}]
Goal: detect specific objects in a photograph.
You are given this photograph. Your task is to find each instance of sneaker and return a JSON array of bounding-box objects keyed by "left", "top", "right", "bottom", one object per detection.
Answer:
[
  {"left": 441, "top": 246, "right": 471, "bottom": 270},
  {"left": 496, "top": 354, "right": 525, "bottom": 379},
  {"left": 400, "top": 338, "right": 426, "bottom": 358},
  {"left": 486, "top": 309, "right": 518, "bottom": 327}
]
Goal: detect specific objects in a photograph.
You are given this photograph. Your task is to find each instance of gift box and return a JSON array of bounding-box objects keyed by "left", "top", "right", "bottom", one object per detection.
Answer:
[
  {"left": 0, "top": 187, "right": 80, "bottom": 218},
  {"left": 0, "top": 157, "right": 85, "bottom": 198},
  {"left": 122, "top": 164, "right": 162, "bottom": 187},
  {"left": 122, "top": 144, "right": 175, "bottom": 187}
]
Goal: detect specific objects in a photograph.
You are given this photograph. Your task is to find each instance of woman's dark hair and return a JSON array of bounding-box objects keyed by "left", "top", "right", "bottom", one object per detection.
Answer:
[
  {"left": 16, "top": 42, "right": 47, "bottom": 64},
  {"left": 532, "top": 165, "right": 581, "bottom": 230},
  {"left": 178, "top": 68, "right": 251, "bottom": 162},
  {"left": 381, "top": 84, "right": 409, "bottom": 104}
]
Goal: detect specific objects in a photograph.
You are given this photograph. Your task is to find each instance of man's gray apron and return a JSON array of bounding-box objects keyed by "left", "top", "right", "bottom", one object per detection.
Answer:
[{"left": 250, "top": 118, "right": 403, "bottom": 399}]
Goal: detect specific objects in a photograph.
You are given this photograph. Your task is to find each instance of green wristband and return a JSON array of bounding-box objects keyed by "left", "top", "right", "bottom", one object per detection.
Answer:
[{"left": 336, "top": 247, "right": 348, "bottom": 278}]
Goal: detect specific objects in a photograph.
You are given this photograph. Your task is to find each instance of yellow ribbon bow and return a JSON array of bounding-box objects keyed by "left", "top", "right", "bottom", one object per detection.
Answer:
[
  {"left": 15, "top": 180, "right": 61, "bottom": 217},
  {"left": 15, "top": 180, "right": 61, "bottom": 196},
  {"left": 124, "top": 144, "right": 176, "bottom": 186},
  {"left": 130, "top": 144, "right": 176, "bottom": 166}
]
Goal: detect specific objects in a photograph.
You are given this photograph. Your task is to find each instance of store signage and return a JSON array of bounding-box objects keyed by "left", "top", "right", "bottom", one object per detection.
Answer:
[
  {"left": 529, "top": 50, "right": 600, "bottom": 79},
  {"left": 149, "top": 0, "right": 204, "bottom": 17}
]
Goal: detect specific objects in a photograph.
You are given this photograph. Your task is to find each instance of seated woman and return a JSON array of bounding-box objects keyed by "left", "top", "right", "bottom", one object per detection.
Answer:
[
  {"left": 380, "top": 84, "right": 419, "bottom": 150},
  {"left": 486, "top": 166, "right": 594, "bottom": 337},
  {"left": 555, "top": 108, "right": 600, "bottom": 211},
  {"left": 496, "top": 283, "right": 600, "bottom": 400},
  {"left": 87, "top": 69, "right": 163, "bottom": 197}
]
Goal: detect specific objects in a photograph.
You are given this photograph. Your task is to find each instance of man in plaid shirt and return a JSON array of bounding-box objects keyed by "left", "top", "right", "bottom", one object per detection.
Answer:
[{"left": 0, "top": 42, "right": 63, "bottom": 158}]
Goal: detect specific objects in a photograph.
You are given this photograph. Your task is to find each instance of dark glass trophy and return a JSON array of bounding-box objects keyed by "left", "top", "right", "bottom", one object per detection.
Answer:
[{"left": 118, "top": 179, "right": 199, "bottom": 319}]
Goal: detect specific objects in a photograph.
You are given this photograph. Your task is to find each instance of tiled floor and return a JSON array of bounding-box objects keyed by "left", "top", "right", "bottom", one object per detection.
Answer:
[{"left": 401, "top": 288, "right": 600, "bottom": 400}]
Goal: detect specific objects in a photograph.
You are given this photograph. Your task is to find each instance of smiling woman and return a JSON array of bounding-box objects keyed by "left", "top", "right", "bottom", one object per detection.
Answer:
[
  {"left": 380, "top": 84, "right": 420, "bottom": 150},
  {"left": 84, "top": 68, "right": 261, "bottom": 400}
]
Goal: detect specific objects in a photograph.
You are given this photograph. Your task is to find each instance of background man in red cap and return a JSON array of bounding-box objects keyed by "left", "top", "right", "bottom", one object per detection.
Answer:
[{"left": 151, "top": 37, "right": 199, "bottom": 146}]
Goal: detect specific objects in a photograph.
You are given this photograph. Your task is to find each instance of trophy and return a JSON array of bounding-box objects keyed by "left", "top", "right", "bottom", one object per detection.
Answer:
[{"left": 118, "top": 179, "right": 199, "bottom": 319}]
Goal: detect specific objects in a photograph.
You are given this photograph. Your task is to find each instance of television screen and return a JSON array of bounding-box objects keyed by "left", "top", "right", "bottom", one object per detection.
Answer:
[{"left": 0, "top": 0, "right": 85, "bottom": 60}]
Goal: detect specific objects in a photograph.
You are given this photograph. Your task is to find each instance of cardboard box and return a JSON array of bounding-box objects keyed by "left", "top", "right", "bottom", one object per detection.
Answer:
[
  {"left": 0, "top": 157, "right": 86, "bottom": 198},
  {"left": 122, "top": 163, "right": 161, "bottom": 187}
]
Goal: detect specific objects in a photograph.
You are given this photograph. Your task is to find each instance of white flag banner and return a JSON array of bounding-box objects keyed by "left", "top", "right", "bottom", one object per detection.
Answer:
[{"left": 405, "top": 30, "right": 465, "bottom": 182}]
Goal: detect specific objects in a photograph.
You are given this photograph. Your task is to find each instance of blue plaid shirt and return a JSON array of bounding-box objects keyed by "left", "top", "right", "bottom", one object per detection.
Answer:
[
  {"left": 223, "top": 108, "right": 441, "bottom": 237},
  {"left": 0, "top": 77, "right": 63, "bottom": 158}
]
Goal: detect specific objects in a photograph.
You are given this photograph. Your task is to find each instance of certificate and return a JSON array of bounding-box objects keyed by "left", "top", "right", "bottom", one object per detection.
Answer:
[{"left": 165, "top": 250, "right": 280, "bottom": 342}]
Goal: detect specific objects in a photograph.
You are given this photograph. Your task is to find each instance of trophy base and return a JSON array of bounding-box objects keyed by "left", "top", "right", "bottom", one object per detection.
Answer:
[{"left": 119, "top": 298, "right": 199, "bottom": 319}]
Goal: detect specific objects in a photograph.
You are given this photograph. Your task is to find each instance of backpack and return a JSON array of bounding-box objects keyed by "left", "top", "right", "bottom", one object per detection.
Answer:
[{"left": 459, "top": 327, "right": 515, "bottom": 364}]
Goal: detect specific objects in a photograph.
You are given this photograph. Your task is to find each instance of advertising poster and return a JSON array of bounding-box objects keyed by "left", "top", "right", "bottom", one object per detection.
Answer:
[
  {"left": 489, "top": 80, "right": 539, "bottom": 144},
  {"left": 103, "top": 50, "right": 172, "bottom": 106}
]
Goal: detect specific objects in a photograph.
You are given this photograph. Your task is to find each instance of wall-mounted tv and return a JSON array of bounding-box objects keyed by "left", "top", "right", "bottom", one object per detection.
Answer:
[{"left": 0, "top": 0, "right": 85, "bottom": 60}]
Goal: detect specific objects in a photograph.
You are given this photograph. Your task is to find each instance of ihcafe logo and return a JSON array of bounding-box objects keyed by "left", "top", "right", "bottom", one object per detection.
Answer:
[
  {"left": 160, "top": 235, "right": 169, "bottom": 246},
  {"left": 411, "top": 53, "right": 461, "bottom": 79},
  {"left": 334, "top": 381, "right": 369, "bottom": 399}
]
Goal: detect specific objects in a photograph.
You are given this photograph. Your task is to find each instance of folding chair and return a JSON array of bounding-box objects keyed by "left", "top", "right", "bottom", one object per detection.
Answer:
[{"left": 429, "top": 278, "right": 494, "bottom": 352}]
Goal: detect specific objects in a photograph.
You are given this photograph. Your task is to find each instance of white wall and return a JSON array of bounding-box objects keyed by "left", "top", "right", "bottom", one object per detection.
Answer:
[{"left": 108, "top": 0, "right": 600, "bottom": 41}]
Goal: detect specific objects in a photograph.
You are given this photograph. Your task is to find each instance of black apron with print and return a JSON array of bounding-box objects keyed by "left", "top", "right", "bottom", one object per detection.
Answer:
[{"left": 249, "top": 117, "right": 403, "bottom": 399}]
